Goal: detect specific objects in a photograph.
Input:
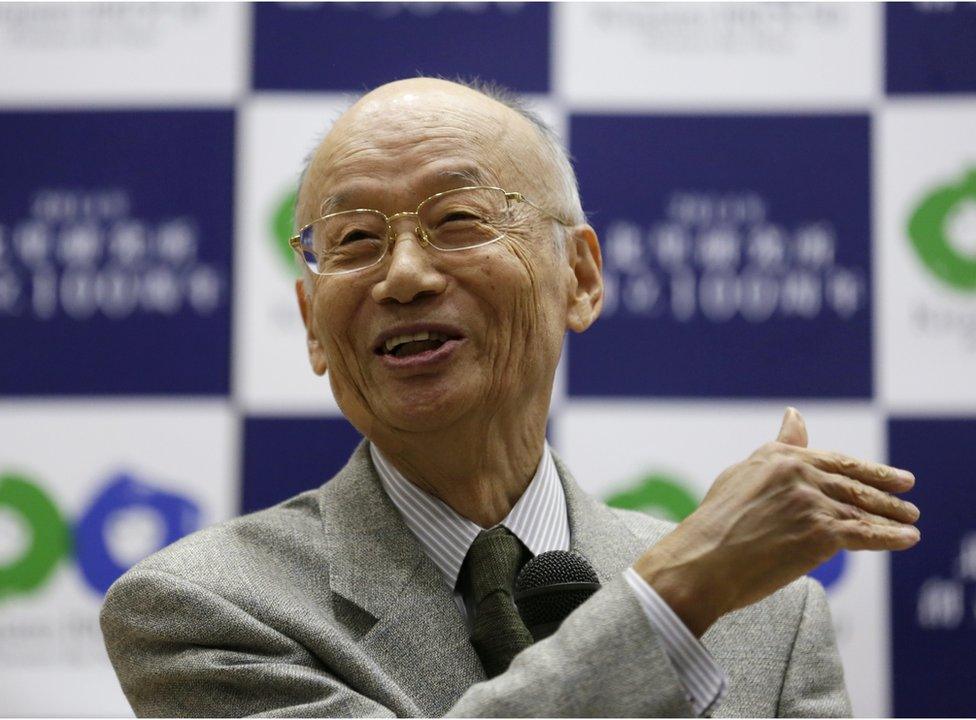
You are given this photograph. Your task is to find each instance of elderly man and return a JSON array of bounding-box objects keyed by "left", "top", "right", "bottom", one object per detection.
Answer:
[{"left": 101, "top": 78, "right": 920, "bottom": 717}]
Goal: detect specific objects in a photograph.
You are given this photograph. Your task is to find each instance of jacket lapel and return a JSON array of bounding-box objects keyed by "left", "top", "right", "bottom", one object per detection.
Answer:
[
  {"left": 553, "top": 450, "right": 651, "bottom": 581},
  {"left": 318, "top": 441, "right": 484, "bottom": 716}
]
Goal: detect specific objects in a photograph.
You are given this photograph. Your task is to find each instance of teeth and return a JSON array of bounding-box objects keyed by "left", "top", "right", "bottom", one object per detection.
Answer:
[{"left": 383, "top": 331, "right": 450, "bottom": 353}]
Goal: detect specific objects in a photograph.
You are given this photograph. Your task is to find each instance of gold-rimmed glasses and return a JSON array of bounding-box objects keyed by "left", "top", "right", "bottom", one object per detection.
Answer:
[{"left": 289, "top": 185, "right": 572, "bottom": 276}]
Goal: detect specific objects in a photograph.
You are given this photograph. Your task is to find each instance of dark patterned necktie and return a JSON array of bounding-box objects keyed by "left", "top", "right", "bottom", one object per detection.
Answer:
[{"left": 458, "top": 526, "right": 534, "bottom": 678}]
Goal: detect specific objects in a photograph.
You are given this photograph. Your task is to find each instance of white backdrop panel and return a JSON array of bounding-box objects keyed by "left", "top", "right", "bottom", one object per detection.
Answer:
[
  {"left": 0, "top": 3, "right": 246, "bottom": 106},
  {"left": 878, "top": 102, "right": 976, "bottom": 411},
  {"left": 554, "top": 3, "right": 881, "bottom": 108},
  {"left": 236, "top": 94, "right": 352, "bottom": 414},
  {"left": 0, "top": 401, "right": 237, "bottom": 715}
]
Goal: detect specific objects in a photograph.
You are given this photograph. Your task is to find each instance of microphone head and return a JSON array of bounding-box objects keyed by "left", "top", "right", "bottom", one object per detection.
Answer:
[
  {"left": 516, "top": 549, "right": 599, "bottom": 589},
  {"left": 514, "top": 550, "right": 601, "bottom": 641}
]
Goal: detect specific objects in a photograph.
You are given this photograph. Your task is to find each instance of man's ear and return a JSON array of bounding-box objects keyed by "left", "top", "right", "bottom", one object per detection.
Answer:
[
  {"left": 295, "top": 279, "right": 329, "bottom": 376},
  {"left": 566, "top": 224, "right": 603, "bottom": 333}
]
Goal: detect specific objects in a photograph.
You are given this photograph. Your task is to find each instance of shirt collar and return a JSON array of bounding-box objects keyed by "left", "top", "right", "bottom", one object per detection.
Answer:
[{"left": 369, "top": 441, "right": 570, "bottom": 591}]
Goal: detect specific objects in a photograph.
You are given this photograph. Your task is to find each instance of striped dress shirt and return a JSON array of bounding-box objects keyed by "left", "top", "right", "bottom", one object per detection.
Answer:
[{"left": 370, "top": 443, "right": 727, "bottom": 716}]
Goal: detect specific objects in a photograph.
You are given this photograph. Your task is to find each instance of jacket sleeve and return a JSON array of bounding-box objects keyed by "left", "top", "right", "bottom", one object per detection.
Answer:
[
  {"left": 102, "top": 569, "right": 694, "bottom": 718},
  {"left": 775, "top": 577, "right": 853, "bottom": 718}
]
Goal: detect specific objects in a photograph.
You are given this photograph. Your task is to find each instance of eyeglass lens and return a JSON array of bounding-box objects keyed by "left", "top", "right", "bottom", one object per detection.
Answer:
[{"left": 298, "top": 187, "right": 509, "bottom": 275}]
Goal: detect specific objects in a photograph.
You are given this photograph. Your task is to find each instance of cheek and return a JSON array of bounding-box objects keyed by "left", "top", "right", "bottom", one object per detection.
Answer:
[
  {"left": 496, "top": 230, "right": 561, "bottom": 306},
  {"left": 312, "top": 285, "right": 368, "bottom": 371},
  {"left": 479, "top": 235, "right": 565, "bottom": 350},
  {"left": 457, "top": 239, "right": 536, "bottom": 311}
]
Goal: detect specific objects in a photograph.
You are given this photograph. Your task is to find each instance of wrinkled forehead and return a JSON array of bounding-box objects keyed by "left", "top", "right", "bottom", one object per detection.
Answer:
[{"left": 298, "top": 91, "right": 537, "bottom": 221}]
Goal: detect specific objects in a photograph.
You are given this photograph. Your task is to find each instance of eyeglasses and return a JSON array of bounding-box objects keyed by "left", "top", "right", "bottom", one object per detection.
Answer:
[{"left": 289, "top": 185, "right": 572, "bottom": 276}]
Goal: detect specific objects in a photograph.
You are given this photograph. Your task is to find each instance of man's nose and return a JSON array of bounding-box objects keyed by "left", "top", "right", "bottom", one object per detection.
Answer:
[{"left": 371, "top": 224, "right": 448, "bottom": 305}]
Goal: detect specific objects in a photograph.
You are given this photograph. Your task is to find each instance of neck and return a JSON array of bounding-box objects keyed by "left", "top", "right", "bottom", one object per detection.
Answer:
[{"left": 371, "top": 407, "right": 549, "bottom": 528}]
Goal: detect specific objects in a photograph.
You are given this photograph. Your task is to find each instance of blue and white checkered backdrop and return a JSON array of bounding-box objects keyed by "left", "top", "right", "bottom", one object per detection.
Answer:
[{"left": 1, "top": 3, "right": 974, "bottom": 716}]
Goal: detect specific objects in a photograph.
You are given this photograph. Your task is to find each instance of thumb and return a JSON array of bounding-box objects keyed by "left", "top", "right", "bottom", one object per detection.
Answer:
[{"left": 776, "top": 406, "right": 808, "bottom": 448}]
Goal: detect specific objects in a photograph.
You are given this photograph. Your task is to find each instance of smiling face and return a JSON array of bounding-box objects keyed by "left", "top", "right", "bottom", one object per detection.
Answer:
[{"left": 296, "top": 79, "right": 601, "bottom": 444}]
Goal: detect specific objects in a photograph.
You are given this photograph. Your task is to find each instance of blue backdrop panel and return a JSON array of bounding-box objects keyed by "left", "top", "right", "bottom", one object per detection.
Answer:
[
  {"left": 886, "top": 4, "right": 976, "bottom": 94},
  {"left": 889, "top": 418, "right": 976, "bottom": 717},
  {"left": 241, "top": 416, "right": 363, "bottom": 514},
  {"left": 253, "top": 2, "right": 550, "bottom": 92},
  {"left": 0, "top": 110, "right": 234, "bottom": 396},
  {"left": 568, "top": 114, "right": 872, "bottom": 398}
]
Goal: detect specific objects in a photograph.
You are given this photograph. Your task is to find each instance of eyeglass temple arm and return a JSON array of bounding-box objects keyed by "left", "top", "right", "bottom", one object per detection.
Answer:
[{"left": 506, "top": 192, "right": 575, "bottom": 227}]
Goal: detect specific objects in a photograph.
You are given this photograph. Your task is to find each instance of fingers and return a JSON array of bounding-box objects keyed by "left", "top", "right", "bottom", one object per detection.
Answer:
[
  {"left": 812, "top": 468, "right": 920, "bottom": 524},
  {"left": 829, "top": 512, "right": 921, "bottom": 551},
  {"left": 768, "top": 448, "right": 921, "bottom": 554},
  {"left": 769, "top": 408, "right": 912, "bottom": 493},
  {"left": 781, "top": 445, "right": 915, "bottom": 493},
  {"left": 818, "top": 488, "right": 920, "bottom": 552},
  {"left": 776, "top": 406, "right": 808, "bottom": 448}
]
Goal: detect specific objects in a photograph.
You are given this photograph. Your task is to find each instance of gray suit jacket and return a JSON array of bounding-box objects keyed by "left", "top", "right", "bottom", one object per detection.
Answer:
[{"left": 101, "top": 441, "right": 851, "bottom": 717}]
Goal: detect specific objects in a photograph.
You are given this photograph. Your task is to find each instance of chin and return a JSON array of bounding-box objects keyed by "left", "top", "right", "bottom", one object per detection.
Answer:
[{"left": 380, "top": 383, "right": 476, "bottom": 433}]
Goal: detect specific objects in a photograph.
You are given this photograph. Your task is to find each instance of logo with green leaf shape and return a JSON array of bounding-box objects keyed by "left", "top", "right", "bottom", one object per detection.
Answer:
[
  {"left": 908, "top": 169, "right": 976, "bottom": 292},
  {"left": 605, "top": 472, "right": 700, "bottom": 522},
  {"left": 270, "top": 188, "right": 299, "bottom": 274}
]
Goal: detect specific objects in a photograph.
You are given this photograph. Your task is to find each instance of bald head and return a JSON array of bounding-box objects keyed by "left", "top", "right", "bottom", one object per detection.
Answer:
[{"left": 295, "top": 77, "right": 583, "bottom": 236}]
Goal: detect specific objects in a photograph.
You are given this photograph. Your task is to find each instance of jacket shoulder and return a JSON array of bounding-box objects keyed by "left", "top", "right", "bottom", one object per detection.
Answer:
[
  {"left": 706, "top": 575, "right": 840, "bottom": 716},
  {"left": 110, "top": 439, "right": 375, "bottom": 597},
  {"left": 607, "top": 505, "right": 679, "bottom": 547},
  {"left": 102, "top": 484, "right": 335, "bottom": 630},
  {"left": 604, "top": 505, "right": 834, "bottom": 715},
  {"left": 706, "top": 575, "right": 817, "bottom": 651},
  {"left": 131, "top": 487, "right": 322, "bottom": 582}
]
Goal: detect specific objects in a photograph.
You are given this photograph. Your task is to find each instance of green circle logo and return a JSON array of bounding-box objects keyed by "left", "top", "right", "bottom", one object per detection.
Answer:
[
  {"left": 0, "top": 473, "right": 72, "bottom": 598},
  {"left": 605, "top": 472, "right": 700, "bottom": 522},
  {"left": 908, "top": 169, "right": 976, "bottom": 291},
  {"left": 270, "top": 188, "right": 299, "bottom": 274}
]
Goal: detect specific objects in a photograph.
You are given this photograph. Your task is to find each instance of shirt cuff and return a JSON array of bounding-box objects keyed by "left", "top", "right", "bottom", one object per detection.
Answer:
[{"left": 624, "top": 567, "right": 728, "bottom": 716}]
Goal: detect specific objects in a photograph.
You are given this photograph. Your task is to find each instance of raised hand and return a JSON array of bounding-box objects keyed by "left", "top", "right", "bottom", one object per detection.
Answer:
[{"left": 633, "top": 407, "right": 920, "bottom": 637}]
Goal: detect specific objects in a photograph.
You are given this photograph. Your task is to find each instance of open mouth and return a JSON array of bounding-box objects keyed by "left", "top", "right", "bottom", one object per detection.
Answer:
[{"left": 377, "top": 330, "right": 460, "bottom": 359}]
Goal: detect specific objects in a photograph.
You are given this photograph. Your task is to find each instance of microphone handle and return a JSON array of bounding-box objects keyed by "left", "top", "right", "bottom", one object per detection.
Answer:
[
  {"left": 527, "top": 620, "right": 562, "bottom": 642},
  {"left": 515, "top": 581, "right": 601, "bottom": 641}
]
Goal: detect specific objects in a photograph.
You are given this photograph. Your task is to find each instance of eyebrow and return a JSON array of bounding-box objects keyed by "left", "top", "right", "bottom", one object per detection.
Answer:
[
  {"left": 317, "top": 194, "right": 347, "bottom": 217},
  {"left": 316, "top": 166, "right": 497, "bottom": 217},
  {"left": 438, "top": 166, "right": 496, "bottom": 187}
]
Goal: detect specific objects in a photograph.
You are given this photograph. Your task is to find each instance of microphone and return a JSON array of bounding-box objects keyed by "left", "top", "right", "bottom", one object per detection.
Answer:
[{"left": 514, "top": 550, "right": 601, "bottom": 641}]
